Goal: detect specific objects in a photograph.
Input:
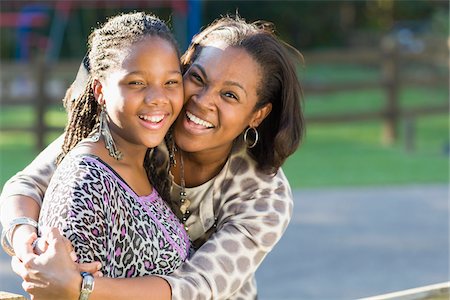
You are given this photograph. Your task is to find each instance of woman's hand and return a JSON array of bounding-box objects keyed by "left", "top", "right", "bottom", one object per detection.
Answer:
[{"left": 11, "top": 228, "right": 101, "bottom": 300}]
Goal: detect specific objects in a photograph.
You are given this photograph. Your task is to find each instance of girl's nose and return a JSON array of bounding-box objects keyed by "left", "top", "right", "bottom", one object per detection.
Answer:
[{"left": 144, "top": 86, "right": 168, "bottom": 105}]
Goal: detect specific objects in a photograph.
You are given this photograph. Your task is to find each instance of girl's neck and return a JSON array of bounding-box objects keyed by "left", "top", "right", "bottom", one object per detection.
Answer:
[{"left": 173, "top": 144, "right": 233, "bottom": 188}]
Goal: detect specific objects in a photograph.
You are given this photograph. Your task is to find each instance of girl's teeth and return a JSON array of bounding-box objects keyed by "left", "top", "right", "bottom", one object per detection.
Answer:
[
  {"left": 186, "top": 111, "right": 213, "bottom": 128},
  {"left": 139, "top": 115, "right": 164, "bottom": 122}
]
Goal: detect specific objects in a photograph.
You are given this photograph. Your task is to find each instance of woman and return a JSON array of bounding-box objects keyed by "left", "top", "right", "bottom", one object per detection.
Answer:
[{"left": 1, "top": 15, "right": 305, "bottom": 299}]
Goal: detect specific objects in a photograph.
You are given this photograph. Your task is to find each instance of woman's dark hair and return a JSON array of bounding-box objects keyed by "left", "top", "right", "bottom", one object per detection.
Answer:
[
  {"left": 57, "top": 12, "right": 179, "bottom": 201},
  {"left": 181, "top": 15, "right": 305, "bottom": 174}
]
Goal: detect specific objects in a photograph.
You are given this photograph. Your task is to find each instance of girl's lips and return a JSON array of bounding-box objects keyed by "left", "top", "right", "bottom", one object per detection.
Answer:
[{"left": 138, "top": 113, "right": 169, "bottom": 130}]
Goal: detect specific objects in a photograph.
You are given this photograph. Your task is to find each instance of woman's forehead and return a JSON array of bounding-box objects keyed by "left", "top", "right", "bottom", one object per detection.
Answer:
[{"left": 195, "top": 45, "right": 258, "bottom": 72}]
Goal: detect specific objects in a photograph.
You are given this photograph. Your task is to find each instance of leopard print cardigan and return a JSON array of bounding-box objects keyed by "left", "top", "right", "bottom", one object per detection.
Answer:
[{"left": 157, "top": 143, "right": 294, "bottom": 300}]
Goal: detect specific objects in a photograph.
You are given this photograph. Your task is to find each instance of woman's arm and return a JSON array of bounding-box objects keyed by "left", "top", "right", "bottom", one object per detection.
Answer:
[
  {"left": 16, "top": 170, "right": 293, "bottom": 300},
  {"left": 0, "top": 134, "right": 63, "bottom": 209},
  {"left": 158, "top": 169, "right": 294, "bottom": 300},
  {"left": 0, "top": 135, "right": 63, "bottom": 259}
]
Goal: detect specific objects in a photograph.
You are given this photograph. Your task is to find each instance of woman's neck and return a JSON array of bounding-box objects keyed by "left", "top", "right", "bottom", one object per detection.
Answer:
[{"left": 173, "top": 144, "right": 233, "bottom": 188}]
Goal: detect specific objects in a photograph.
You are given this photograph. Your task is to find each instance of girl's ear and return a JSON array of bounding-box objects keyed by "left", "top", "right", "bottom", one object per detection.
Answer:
[
  {"left": 93, "top": 79, "right": 104, "bottom": 105},
  {"left": 250, "top": 103, "right": 272, "bottom": 128}
]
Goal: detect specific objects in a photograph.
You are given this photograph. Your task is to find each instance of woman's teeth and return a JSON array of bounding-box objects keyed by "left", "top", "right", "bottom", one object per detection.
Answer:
[{"left": 186, "top": 111, "right": 214, "bottom": 128}]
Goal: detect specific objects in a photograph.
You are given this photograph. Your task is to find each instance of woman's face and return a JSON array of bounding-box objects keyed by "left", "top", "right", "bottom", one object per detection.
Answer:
[
  {"left": 174, "top": 43, "right": 270, "bottom": 155},
  {"left": 96, "top": 36, "right": 184, "bottom": 151}
]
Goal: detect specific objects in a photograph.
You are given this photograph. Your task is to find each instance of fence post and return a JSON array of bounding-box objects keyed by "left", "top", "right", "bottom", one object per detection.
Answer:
[
  {"left": 34, "top": 55, "right": 47, "bottom": 151},
  {"left": 381, "top": 35, "right": 400, "bottom": 146}
]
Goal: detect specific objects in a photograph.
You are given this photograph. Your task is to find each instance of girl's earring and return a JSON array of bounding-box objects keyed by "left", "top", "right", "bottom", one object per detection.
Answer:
[{"left": 100, "top": 105, "right": 123, "bottom": 160}]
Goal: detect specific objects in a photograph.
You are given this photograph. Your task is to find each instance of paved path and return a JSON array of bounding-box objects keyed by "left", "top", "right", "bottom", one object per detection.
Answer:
[
  {"left": 1, "top": 184, "right": 448, "bottom": 299},
  {"left": 256, "top": 184, "right": 449, "bottom": 300}
]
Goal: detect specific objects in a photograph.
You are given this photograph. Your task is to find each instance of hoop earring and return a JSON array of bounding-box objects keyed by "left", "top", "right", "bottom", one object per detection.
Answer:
[
  {"left": 243, "top": 127, "right": 259, "bottom": 149},
  {"left": 99, "top": 105, "right": 123, "bottom": 160}
]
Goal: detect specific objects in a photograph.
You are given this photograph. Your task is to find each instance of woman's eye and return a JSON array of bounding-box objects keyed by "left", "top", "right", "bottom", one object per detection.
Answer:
[
  {"left": 224, "top": 92, "right": 238, "bottom": 100},
  {"left": 166, "top": 80, "right": 179, "bottom": 85},
  {"left": 190, "top": 72, "right": 203, "bottom": 83}
]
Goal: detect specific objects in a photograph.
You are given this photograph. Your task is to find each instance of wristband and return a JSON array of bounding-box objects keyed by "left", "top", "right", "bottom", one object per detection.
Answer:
[
  {"left": 1, "top": 217, "right": 38, "bottom": 256},
  {"left": 79, "top": 272, "right": 95, "bottom": 300}
]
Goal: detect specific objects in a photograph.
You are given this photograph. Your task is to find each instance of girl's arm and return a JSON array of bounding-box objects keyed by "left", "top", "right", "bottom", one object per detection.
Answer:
[{"left": 1, "top": 134, "right": 63, "bottom": 259}]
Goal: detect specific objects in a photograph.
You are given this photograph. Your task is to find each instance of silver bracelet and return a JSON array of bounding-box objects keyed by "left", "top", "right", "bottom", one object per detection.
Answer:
[
  {"left": 79, "top": 272, "right": 95, "bottom": 300},
  {"left": 1, "top": 217, "right": 38, "bottom": 256}
]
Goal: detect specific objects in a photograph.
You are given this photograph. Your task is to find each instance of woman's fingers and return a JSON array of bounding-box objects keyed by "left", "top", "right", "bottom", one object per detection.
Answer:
[{"left": 77, "top": 261, "right": 102, "bottom": 275}]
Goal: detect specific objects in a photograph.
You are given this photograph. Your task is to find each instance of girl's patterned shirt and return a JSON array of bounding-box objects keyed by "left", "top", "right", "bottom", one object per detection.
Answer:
[{"left": 39, "top": 153, "right": 190, "bottom": 277}]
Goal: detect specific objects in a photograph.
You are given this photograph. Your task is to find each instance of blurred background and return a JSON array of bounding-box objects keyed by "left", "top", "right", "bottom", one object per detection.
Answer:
[{"left": 0, "top": 0, "right": 448, "bottom": 299}]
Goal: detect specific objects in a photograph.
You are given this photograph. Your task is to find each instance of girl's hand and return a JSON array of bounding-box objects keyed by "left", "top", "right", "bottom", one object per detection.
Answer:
[{"left": 11, "top": 228, "right": 84, "bottom": 300}]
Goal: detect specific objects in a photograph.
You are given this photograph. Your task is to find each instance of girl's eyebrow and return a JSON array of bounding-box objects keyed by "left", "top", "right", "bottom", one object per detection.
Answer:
[
  {"left": 191, "top": 64, "right": 247, "bottom": 96},
  {"left": 126, "top": 70, "right": 182, "bottom": 76}
]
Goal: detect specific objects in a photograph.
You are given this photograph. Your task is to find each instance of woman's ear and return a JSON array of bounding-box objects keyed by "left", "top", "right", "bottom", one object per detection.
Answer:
[
  {"left": 250, "top": 103, "right": 272, "bottom": 127},
  {"left": 93, "top": 79, "right": 104, "bottom": 105}
]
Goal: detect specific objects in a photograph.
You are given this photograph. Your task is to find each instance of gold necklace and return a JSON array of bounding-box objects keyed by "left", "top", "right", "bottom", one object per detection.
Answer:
[{"left": 178, "top": 151, "right": 191, "bottom": 231}]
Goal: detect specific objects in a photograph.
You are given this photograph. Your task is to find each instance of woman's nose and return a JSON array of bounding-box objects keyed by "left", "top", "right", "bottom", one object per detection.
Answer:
[{"left": 192, "top": 88, "right": 216, "bottom": 111}]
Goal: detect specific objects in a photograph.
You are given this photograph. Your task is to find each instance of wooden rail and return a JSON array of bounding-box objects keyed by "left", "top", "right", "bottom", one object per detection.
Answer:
[{"left": 359, "top": 281, "right": 450, "bottom": 300}]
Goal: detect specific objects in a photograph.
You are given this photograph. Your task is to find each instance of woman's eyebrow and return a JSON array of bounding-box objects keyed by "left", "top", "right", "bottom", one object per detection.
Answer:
[
  {"left": 191, "top": 63, "right": 207, "bottom": 79},
  {"left": 191, "top": 64, "right": 247, "bottom": 96},
  {"left": 224, "top": 80, "right": 246, "bottom": 96}
]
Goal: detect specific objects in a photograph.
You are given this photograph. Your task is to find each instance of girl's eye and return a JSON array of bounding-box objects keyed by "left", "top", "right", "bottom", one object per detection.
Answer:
[{"left": 129, "top": 81, "right": 144, "bottom": 86}]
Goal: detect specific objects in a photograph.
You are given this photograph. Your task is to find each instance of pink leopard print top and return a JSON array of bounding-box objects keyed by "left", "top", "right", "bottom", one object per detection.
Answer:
[{"left": 39, "top": 153, "right": 191, "bottom": 277}]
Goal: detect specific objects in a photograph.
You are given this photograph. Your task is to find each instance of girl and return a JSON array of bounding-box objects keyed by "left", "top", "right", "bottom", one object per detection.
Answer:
[{"left": 8, "top": 11, "right": 190, "bottom": 299}]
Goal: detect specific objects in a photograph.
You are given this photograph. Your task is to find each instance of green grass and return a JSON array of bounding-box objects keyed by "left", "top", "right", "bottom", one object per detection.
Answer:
[{"left": 284, "top": 115, "right": 449, "bottom": 187}]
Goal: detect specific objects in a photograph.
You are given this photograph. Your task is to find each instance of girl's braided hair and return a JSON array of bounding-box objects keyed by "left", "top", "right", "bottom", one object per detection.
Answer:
[{"left": 58, "top": 12, "right": 179, "bottom": 201}]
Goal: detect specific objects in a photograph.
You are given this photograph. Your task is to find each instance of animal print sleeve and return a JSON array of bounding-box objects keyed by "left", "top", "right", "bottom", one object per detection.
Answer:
[
  {"left": 158, "top": 172, "right": 294, "bottom": 300},
  {"left": 39, "top": 154, "right": 107, "bottom": 266},
  {"left": 0, "top": 135, "right": 63, "bottom": 207}
]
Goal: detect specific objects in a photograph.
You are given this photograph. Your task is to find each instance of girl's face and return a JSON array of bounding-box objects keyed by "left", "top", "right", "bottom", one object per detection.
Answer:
[
  {"left": 174, "top": 43, "right": 271, "bottom": 156},
  {"left": 96, "top": 36, "right": 183, "bottom": 151}
]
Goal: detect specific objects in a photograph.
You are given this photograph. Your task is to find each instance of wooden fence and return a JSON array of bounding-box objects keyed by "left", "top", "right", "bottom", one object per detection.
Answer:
[{"left": 0, "top": 35, "right": 448, "bottom": 151}]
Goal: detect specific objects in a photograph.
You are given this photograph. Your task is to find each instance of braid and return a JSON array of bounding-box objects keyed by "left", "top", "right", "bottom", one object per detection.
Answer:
[{"left": 56, "top": 77, "right": 99, "bottom": 164}]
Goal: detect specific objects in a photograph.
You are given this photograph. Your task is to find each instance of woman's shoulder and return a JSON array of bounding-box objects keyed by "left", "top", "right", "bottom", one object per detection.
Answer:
[
  {"left": 228, "top": 145, "right": 289, "bottom": 184},
  {"left": 219, "top": 145, "right": 292, "bottom": 201}
]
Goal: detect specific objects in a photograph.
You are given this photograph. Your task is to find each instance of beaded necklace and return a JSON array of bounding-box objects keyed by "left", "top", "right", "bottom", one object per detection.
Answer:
[{"left": 178, "top": 151, "right": 191, "bottom": 231}]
